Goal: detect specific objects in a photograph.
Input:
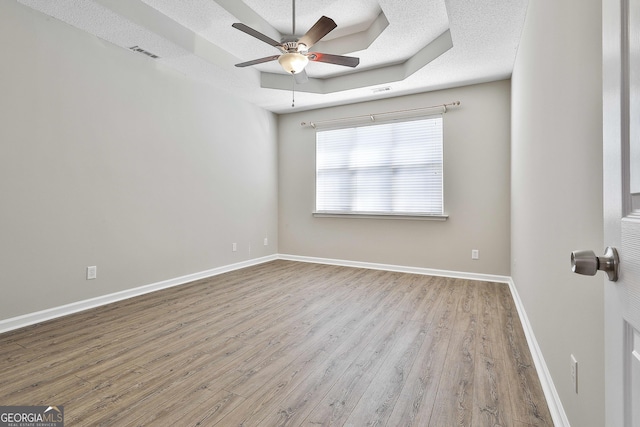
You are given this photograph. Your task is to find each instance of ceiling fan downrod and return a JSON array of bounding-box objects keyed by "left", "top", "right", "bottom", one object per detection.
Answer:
[{"left": 292, "top": 0, "right": 296, "bottom": 35}]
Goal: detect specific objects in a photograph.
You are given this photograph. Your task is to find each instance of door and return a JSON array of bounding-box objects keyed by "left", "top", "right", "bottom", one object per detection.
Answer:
[{"left": 603, "top": 0, "right": 640, "bottom": 425}]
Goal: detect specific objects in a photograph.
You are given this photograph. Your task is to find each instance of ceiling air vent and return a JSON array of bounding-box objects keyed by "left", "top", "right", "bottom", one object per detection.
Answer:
[
  {"left": 372, "top": 86, "right": 391, "bottom": 93},
  {"left": 129, "top": 46, "right": 160, "bottom": 59}
]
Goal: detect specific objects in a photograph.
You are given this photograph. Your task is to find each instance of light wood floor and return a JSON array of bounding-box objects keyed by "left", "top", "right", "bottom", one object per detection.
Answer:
[{"left": 0, "top": 260, "right": 553, "bottom": 426}]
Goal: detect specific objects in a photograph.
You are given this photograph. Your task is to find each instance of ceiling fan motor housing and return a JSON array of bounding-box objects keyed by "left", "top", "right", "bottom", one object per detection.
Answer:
[{"left": 282, "top": 40, "right": 306, "bottom": 53}]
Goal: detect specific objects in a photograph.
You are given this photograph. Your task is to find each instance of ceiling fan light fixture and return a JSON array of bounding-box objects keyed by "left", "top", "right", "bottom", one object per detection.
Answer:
[{"left": 279, "top": 52, "right": 309, "bottom": 74}]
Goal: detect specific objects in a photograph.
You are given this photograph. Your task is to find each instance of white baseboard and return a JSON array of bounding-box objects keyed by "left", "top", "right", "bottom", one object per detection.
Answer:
[
  {"left": 278, "top": 253, "right": 512, "bottom": 283},
  {"left": 507, "top": 278, "right": 570, "bottom": 427},
  {"left": 0, "top": 255, "right": 278, "bottom": 335},
  {"left": 0, "top": 253, "right": 569, "bottom": 427}
]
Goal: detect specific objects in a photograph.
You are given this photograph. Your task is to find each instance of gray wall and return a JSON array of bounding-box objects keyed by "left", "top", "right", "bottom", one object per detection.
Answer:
[
  {"left": 278, "top": 80, "right": 511, "bottom": 276},
  {"left": 511, "top": 0, "right": 604, "bottom": 425},
  {"left": 0, "top": 1, "right": 278, "bottom": 320}
]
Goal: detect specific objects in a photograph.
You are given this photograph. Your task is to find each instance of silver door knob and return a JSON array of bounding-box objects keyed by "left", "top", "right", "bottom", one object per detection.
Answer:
[{"left": 571, "top": 246, "right": 619, "bottom": 282}]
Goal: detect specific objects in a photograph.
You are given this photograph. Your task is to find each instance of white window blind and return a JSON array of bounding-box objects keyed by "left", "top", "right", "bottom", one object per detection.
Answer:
[{"left": 315, "top": 116, "right": 444, "bottom": 217}]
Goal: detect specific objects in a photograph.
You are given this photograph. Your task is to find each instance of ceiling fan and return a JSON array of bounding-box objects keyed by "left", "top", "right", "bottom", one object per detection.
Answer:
[{"left": 232, "top": 0, "right": 360, "bottom": 84}]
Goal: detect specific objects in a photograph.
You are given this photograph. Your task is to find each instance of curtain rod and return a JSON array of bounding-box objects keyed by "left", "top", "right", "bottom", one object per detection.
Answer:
[{"left": 300, "top": 101, "right": 461, "bottom": 129}]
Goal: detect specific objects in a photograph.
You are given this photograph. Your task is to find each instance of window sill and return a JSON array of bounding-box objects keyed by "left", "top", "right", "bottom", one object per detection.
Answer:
[{"left": 312, "top": 212, "right": 449, "bottom": 221}]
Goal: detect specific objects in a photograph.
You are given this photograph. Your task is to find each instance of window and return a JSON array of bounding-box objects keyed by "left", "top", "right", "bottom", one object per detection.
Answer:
[{"left": 315, "top": 116, "right": 444, "bottom": 218}]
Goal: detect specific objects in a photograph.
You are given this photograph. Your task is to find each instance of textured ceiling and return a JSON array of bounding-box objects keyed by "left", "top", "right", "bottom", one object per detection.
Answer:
[{"left": 18, "top": 0, "right": 528, "bottom": 113}]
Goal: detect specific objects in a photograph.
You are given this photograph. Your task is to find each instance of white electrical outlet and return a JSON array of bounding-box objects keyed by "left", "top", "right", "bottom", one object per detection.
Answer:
[
  {"left": 264, "top": 237, "right": 268, "bottom": 246},
  {"left": 232, "top": 243, "right": 237, "bottom": 252},
  {"left": 471, "top": 249, "right": 479, "bottom": 260},
  {"left": 87, "top": 266, "right": 97, "bottom": 280},
  {"left": 570, "top": 354, "right": 578, "bottom": 393}
]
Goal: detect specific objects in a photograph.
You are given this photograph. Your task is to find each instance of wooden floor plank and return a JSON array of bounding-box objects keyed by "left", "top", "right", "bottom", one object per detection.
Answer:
[
  {"left": 384, "top": 276, "right": 456, "bottom": 427},
  {"left": 0, "top": 260, "right": 552, "bottom": 427},
  {"left": 137, "top": 389, "right": 245, "bottom": 427},
  {"left": 497, "top": 284, "right": 554, "bottom": 427},
  {"left": 341, "top": 320, "right": 427, "bottom": 427},
  {"left": 428, "top": 279, "right": 478, "bottom": 427},
  {"left": 473, "top": 354, "right": 514, "bottom": 426},
  {"left": 475, "top": 282, "right": 504, "bottom": 360},
  {"left": 472, "top": 282, "right": 515, "bottom": 426}
]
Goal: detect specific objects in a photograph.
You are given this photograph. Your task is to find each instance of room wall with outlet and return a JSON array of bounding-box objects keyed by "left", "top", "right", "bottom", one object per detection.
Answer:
[
  {"left": 278, "top": 81, "right": 511, "bottom": 276},
  {"left": 511, "top": 0, "right": 604, "bottom": 425},
  {"left": 0, "top": 1, "right": 278, "bottom": 320}
]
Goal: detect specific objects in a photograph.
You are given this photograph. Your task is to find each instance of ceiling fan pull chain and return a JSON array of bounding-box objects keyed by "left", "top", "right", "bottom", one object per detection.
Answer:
[{"left": 292, "top": 74, "right": 296, "bottom": 107}]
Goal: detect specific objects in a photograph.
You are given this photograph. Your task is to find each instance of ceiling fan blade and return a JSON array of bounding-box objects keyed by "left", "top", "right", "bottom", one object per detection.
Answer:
[
  {"left": 294, "top": 69, "right": 309, "bottom": 84},
  {"left": 235, "top": 55, "right": 281, "bottom": 67},
  {"left": 309, "top": 52, "right": 360, "bottom": 68},
  {"left": 298, "top": 16, "right": 337, "bottom": 49},
  {"left": 232, "top": 23, "right": 282, "bottom": 48}
]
